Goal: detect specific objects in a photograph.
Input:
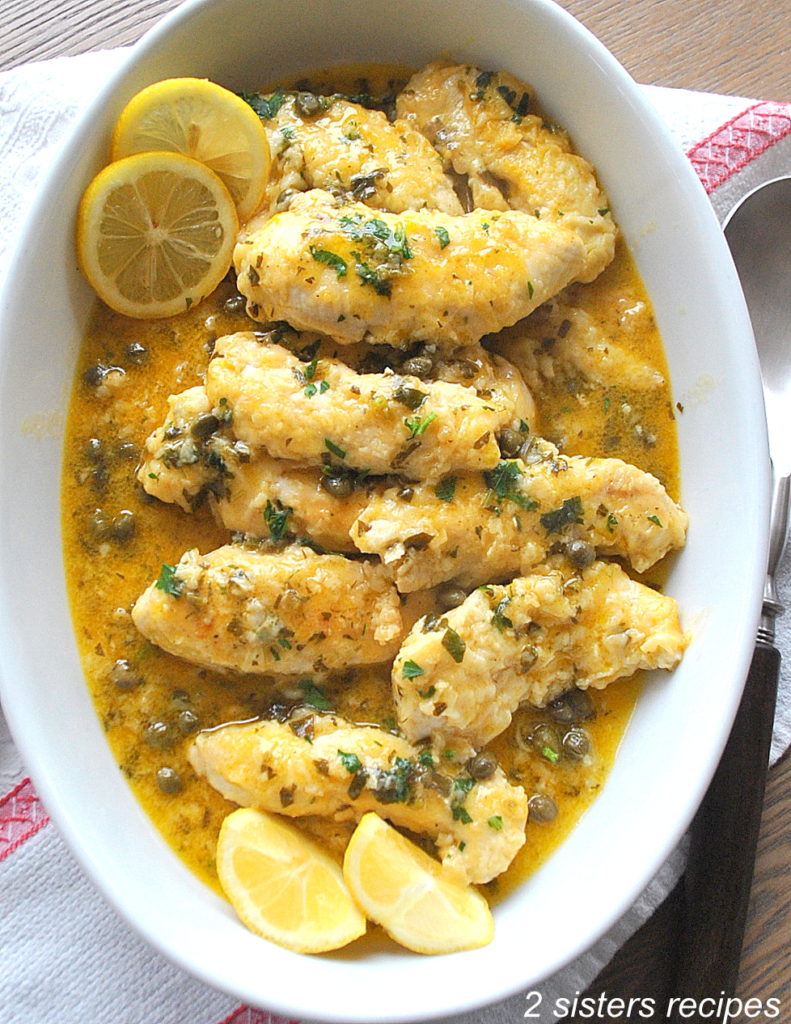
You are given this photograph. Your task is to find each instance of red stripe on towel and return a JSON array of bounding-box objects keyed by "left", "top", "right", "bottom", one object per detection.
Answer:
[
  {"left": 217, "top": 1006, "right": 300, "bottom": 1024},
  {"left": 0, "top": 777, "right": 49, "bottom": 861},
  {"left": 687, "top": 100, "right": 791, "bottom": 192}
]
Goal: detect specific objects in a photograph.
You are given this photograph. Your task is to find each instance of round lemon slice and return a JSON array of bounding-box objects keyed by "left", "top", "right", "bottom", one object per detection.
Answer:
[
  {"left": 111, "top": 77, "right": 270, "bottom": 222},
  {"left": 216, "top": 807, "right": 367, "bottom": 955},
  {"left": 76, "top": 150, "right": 239, "bottom": 319},
  {"left": 343, "top": 812, "right": 494, "bottom": 954}
]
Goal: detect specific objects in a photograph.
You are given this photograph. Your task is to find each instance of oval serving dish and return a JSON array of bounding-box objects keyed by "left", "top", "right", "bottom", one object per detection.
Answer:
[{"left": 0, "top": 0, "right": 769, "bottom": 1019}]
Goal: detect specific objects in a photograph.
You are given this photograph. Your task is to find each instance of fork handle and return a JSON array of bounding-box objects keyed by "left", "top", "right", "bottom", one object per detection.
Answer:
[{"left": 671, "top": 640, "right": 779, "bottom": 1012}]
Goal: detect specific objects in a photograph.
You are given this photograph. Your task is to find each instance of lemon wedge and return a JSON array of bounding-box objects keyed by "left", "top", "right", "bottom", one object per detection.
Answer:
[
  {"left": 216, "top": 807, "right": 367, "bottom": 955},
  {"left": 343, "top": 813, "right": 494, "bottom": 954},
  {"left": 111, "top": 77, "right": 270, "bottom": 222},
  {"left": 76, "top": 150, "right": 239, "bottom": 319}
]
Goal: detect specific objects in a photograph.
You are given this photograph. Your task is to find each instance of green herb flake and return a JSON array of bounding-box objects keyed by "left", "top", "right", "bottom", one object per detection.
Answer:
[
  {"left": 239, "top": 89, "right": 286, "bottom": 120},
  {"left": 155, "top": 563, "right": 183, "bottom": 598},
  {"left": 488, "top": 814, "right": 504, "bottom": 831},
  {"left": 263, "top": 499, "right": 293, "bottom": 541},
  {"left": 310, "top": 246, "right": 347, "bottom": 279},
  {"left": 324, "top": 438, "right": 347, "bottom": 459},
  {"left": 298, "top": 680, "right": 334, "bottom": 711},
  {"left": 435, "top": 226, "right": 451, "bottom": 249},
  {"left": 484, "top": 460, "right": 537, "bottom": 510},
  {"left": 418, "top": 750, "right": 435, "bottom": 768},
  {"left": 417, "top": 685, "right": 436, "bottom": 699},
  {"left": 442, "top": 627, "right": 466, "bottom": 664},
  {"left": 647, "top": 514, "right": 664, "bottom": 527},
  {"left": 434, "top": 476, "right": 457, "bottom": 502},
  {"left": 540, "top": 495, "right": 584, "bottom": 533},
  {"left": 606, "top": 512, "right": 619, "bottom": 533},
  {"left": 338, "top": 750, "right": 363, "bottom": 774},
  {"left": 492, "top": 597, "right": 513, "bottom": 633},
  {"left": 542, "top": 745, "right": 561, "bottom": 765},
  {"left": 405, "top": 411, "right": 437, "bottom": 438},
  {"left": 452, "top": 805, "right": 473, "bottom": 824},
  {"left": 402, "top": 659, "right": 425, "bottom": 679}
]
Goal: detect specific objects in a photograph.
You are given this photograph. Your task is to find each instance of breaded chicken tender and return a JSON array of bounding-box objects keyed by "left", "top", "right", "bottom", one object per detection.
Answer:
[
  {"left": 393, "top": 559, "right": 686, "bottom": 746},
  {"left": 352, "top": 438, "right": 688, "bottom": 591},
  {"left": 189, "top": 713, "right": 528, "bottom": 884},
  {"left": 131, "top": 544, "right": 402, "bottom": 674},
  {"left": 491, "top": 299, "right": 666, "bottom": 393},
  {"left": 205, "top": 333, "right": 517, "bottom": 480},
  {"left": 248, "top": 93, "right": 462, "bottom": 218},
  {"left": 396, "top": 61, "right": 616, "bottom": 282},
  {"left": 234, "top": 189, "right": 588, "bottom": 347}
]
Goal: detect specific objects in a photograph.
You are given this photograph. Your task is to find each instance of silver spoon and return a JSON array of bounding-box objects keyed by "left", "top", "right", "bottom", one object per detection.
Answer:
[{"left": 671, "top": 176, "right": 790, "bottom": 1007}]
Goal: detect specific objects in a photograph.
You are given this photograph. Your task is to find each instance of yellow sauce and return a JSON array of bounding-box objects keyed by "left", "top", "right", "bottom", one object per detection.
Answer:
[{"left": 60, "top": 65, "right": 680, "bottom": 914}]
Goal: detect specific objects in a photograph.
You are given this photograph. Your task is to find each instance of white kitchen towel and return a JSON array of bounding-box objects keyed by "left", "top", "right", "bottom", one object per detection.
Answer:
[{"left": 1, "top": 45, "right": 791, "bottom": 1024}]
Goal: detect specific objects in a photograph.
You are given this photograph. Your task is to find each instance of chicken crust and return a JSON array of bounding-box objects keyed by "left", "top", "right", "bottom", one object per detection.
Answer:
[
  {"left": 131, "top": 543, "right": 403, "bottom": 674},
  {"left": 189, "top": 713, "right": 528, "bottom": 884},
  {"left": 205, "top": 333, "right": 519, "bottom": 480},
  {"left": 352, "top": 438, "right": 688, "bottom": 590},
  {"left": 234, "top": 188, "right": 588, "bottom": 347},
  {"left": 393, "top": 559, "right": 686, "bottom": 746},
  {"left": 396, "top": 61, "right": 616, "bottom": 282}
]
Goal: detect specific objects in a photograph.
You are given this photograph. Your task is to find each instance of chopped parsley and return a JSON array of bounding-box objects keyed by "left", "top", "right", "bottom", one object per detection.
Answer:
[
  {"left": 298, "top": 679, "right": 334, "bottom": 711},
  {"left": 540, "top": 495, "right": 584, "bottom": 533},
  {"left": 304, "top": 379, "right": 330, "bottom": 397},
  {"left": 309, "top": 246, "right": 347, "bottom": 278},
  {"left": 442, "top": 626, "right": 466, "bottom": 664},
  {"left": 372, "top": 756, "right": 414, "bottom": 804},
  {"left": 452, "top": 805, "right": 473, "bottom": 824},
  {"left": 418, "top": 750, "right": 435, "bottom": 768},
  {"left": 405, "top": 411, "right": 437, "bottom": 438},
  {"left": 155, "top": 563, "right": 183, "bottom": 598},
  {"left": 324, "top": 438, "right": 347, "bottom": 459},
  {"left": 417, "top": 685, "right": 436, "bottom": 699},
  {"left": 647, "top": 514, "right": 664, "bottom": 527},
  {"left": 239, "top": 89, "right": 287, "bottom": 120},
  {"left": 338, "top": 750, "right": 363, "bottom": 774},
  {"left": 402, "top": 659, "right": 425, "bottom": 679},
  {"left": 488, "top": 815, "right": 504, "bottom": 831},
  {"left": 435, "top": 226, "right": 451, "bottom": 249},
  {"left": 484, "top": 460, "right": 537, "bottom": 510},
  {"left": 491, "top": 597, "right": 513, "bottom": 632},
  {"left": 434, "top": 476, "right": 457, "bottom": 502},
  {"left": 352, "top": 254, "right": 392, "bottom": 296},
  {"left": 263, "top": 499, "right": 293, "bottom": 541}
]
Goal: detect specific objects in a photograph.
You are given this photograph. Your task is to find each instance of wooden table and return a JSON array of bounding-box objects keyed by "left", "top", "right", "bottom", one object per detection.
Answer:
[{"left": 2, "top": 0, "right": 789, "bottom": 1017}]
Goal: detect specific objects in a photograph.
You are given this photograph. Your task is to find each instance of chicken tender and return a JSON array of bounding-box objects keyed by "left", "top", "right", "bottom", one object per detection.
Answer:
[
  {"left": 189, "top": 713, "right": 528, "bottom": 884},
  {"left": 396, "top": 61, "right": 616, "bottom": 282},
  {"left": 206, "top": 333, "right": 517, "bottom": 480},
  {"left": 352, "top": 438, "right": 688, "bottom": 591},
  {"left": 131, "top": 543, "right": 402, "bottom": 674},
  {"left": 491, "top": 299, "right": 666, "bottom": 393},
  {"left": 393, "top": 559, "right": 686, "bottom": 746},
  {"left": 248, "top": 93, "right": 462, "bottom": 218},
  {"left": 234, "top": 189, "right": 588, "bottom": 347}
]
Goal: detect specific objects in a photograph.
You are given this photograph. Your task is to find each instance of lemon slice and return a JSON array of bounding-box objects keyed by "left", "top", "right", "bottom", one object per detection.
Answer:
[
  {"left": 216, "top": 807, "right": 367, "bottom": 955},
  {"left": 343, "top": 813, "right": 494, "bottom": 954},
  {"left": 77, "top": 150, "right": 239, "bottom": 319},
  {"left": 111, "top": 77, "right": 270, "bottom": 222}
]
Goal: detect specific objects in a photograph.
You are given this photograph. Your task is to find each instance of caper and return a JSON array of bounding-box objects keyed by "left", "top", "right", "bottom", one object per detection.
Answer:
[
  {"left": 467, "top": 751, "right": 498, "bottom": 780},
  {"left": 115, "top": 441, "right": 140, "bottom": 461},
  {"left": 320, "top": 473, "right": 354, "bottom": 498},
  {"left": 519, "top": 437, "right": 543, "bottom": 464},
  {"left": 85, "top": 437, "right": 104, "bottom": 462},
  {"left": 82, "top": 363, "right": 111, "bottom": 387},
  {"left": 562, "top": 727, "right": 591, "bottom": 760},
  {"left": 530, "top": 723, "right": 562, "bottom": 763},
  {"left": 436, "top": 582, "right": 467, "bottom": 612},
  {"left": 125, "top": 341, "right": 147, "bottom": 365},
  {"left": 177, "top": 709, "right": 201, "bottom": 735},
  {"left": 156, "top": 767, "right": 183, "bottom": 794},
  {"left": 393, "top": 384, "right": 427, "bottom": 410},
  {"left": 109, "top": 658, "right": 142, "bottom": 691},
  {"left": 566, "top": 538, "right": 595, "bottom": 568},
  {"left": 528, "top": 793, "right": 558, "bottom": 822},
  {"left": 294, "top": 91, "right": 323, "bottom": 116},
  {"left": 496, "top": 427, "right": 524, "bottom": 458},
  {"left": 89, "top": 508, "right": 111, "bottom": 540},
  {"left": 190, "top": 413, "right": 221, "bottom": 440},
  {"left": 547, "top": 688, "right": 595, "bottom": 724},
  {"left": 144, "top": 720, "right": 174, "bottom": 750},
  {"left": 110, "top": 510, "right": 136, "bottom": 542},
  {"left": 401, "top": 355, "right": 434, "bottom": 378},
  {"left": 223, "top": 293, "right": 247, "bottom": 315}
]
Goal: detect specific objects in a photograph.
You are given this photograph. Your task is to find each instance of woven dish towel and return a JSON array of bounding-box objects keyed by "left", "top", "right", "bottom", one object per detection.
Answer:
[{"left": 1, "top": 47, "right": 791, "bottom": 1024}]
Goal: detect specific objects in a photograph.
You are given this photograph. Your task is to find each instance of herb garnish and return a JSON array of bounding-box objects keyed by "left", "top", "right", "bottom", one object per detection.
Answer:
[
  {"left": 402, "top": 659, "right": 425, "bottom": 679},
  {"left": 435, "top": 226, "right": 451, "bottom": 249},
  {"left": 310, "top": 246, "right": 348, "bottom": 278},
  {"left": 434, "top": 476, "right": 457, "bottom": 502},
  {"left": 405, "top": 411, "right": 437, "bottom": 438},
  {"left": 540, "top": 495, "right": 584, "bottom": 533},
  {"left": 484, "top": 460, "right": 537, "bottom": 510},
  {"left": 298, "top": 679, "right": 334, "bottom": 710},
  {"left": 240, "top": 89, "right": 286, "bottom": 120},
  {"left": 324, "top": 438, "right": 347, "bottom": 459},
  {"left": 155, "top": 563, "right": 183, "bottom": 598},
  {"left": 442, "top": 627, "right": 466, "bottom": 664},
  {"left": 263, "top": 499, "right": 293, "bottom": 541},
  {"left": 338, "top": 750, "right": 363, "bottom": 774}
]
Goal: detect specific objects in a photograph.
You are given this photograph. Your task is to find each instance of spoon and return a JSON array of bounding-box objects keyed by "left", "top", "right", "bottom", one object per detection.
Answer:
[{"left": 671, "top": 177, "right": 791, "bottom": 1006}]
